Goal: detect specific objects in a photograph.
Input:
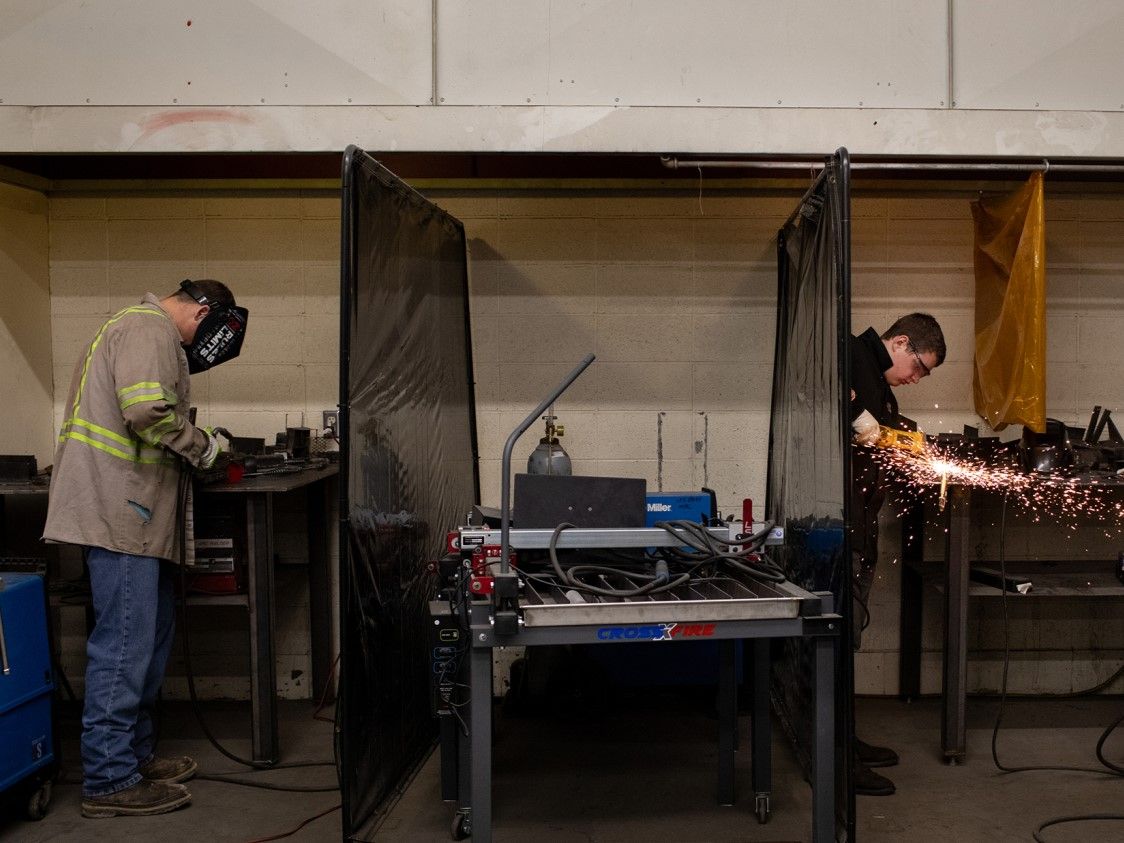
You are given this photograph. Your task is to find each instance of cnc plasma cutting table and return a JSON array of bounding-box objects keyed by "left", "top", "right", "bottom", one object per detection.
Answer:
[{"left": 431, "top": 523, "right": 841, "bottom": 843}]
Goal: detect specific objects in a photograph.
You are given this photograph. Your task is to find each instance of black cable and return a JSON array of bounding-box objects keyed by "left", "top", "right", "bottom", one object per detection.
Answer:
[
  {"left": 653, "top": 519, "right": 786, "bottom": 582},
  {"left": 536, "top": 519, "right": 784, "bottom": 599},
  {"left": 194, "top": 773, "right": 338, "bottom": 792},
  {"left": 548, "top": 523, "right": 688, "bottom": 597},
  {"left": 1096, "top": 710, "right": 1124, "bottom": 775},
  {"left": 243, "top": 803, "right": 341, "bottom": 843},
  {"left": 1033, "top": 814, "right": 1124, "bottom": 843}
]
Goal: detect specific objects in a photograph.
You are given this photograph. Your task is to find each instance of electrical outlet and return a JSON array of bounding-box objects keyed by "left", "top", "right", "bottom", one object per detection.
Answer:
[{"left": 322, "top": 409, "right": 339, "bottom": 436}]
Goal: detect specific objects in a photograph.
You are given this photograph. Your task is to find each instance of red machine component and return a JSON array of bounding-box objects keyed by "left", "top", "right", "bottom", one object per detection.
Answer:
[
  {"left": 468, "top": 575, "right": 493, "bottom": 595},
  {"left": 184, "top": 572, "right": 242, "bottom": 595},
  {"left": 468, "top": 545, "right": 516, "bottom": 598}
]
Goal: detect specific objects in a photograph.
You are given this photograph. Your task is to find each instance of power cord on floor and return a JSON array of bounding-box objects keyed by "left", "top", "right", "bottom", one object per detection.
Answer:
[
  {"left": 243, "top": 803, "right": 341, "bottom": 843},
  {"left": 1033, "top": 813, "right": 1124, "bottom": 843},
  {"left": 194, "top": 772, "right": 338, "bottom": 793},
  {"left": 987, "top": 496, "right": 1124, "bottom": 842}
]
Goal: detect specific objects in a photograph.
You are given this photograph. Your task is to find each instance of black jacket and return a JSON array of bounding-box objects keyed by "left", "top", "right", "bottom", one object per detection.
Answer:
[{"left": 850, "top": 327, "right": 898, "bottom": 426}]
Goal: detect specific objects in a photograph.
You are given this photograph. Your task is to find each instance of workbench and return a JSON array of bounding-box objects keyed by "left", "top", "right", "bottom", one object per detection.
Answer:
[
  {"left": 897, "top": 477, "right": 1124, "bottom": 762},
  {"left": 0, "top": 464, "right": 337, "bottom": 765},
  {"left": 202, "top": 463, "right": 337, "bottom": 762}
]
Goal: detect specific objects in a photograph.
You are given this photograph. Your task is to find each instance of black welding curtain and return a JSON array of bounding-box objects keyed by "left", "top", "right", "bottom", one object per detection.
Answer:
[
  {"left": 339, "top": 147, "right": 480, "bottom": 839},
  {"left": 766, "top": 149, "right": 854, "bottom": 840}
]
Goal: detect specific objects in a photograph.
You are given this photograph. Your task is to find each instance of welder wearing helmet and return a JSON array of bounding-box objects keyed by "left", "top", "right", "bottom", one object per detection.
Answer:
[
  {"left": 849, "top": 312, "right": 945, "bottom": 796},
  {"left": 44, "top": 280, "right": 247, "bottom": 818}
]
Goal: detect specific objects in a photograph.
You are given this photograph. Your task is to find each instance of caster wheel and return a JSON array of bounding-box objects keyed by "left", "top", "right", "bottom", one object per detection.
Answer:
[
  {"left": 26, "top": 781, "right": 52, "bottom": 821},
  {"left": 450, "top": 809, "right": 471, "bottom": 840},
  {"left": 755, "top": 794, "right": 770, "bottom": 825}
]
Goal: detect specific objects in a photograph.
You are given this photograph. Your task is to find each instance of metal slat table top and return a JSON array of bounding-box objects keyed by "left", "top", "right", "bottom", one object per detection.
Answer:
[{"left": 519, "top": 570, "right": 807, "bottom": 626}]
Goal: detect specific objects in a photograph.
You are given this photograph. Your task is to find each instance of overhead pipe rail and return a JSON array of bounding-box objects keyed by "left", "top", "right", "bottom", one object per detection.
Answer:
[{"left": 660, "top": 156, "right": 1124, "bottom": 176}]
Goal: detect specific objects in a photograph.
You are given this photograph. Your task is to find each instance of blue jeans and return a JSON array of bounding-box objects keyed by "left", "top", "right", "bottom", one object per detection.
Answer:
[{"left": 82, "top": 548, "right": 176, "bottom": 797}]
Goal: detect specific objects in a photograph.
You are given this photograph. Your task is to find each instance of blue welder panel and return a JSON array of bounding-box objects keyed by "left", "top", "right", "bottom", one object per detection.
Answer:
[
  {"left": 0, "top": 573, "right": 55, "bottom": 794},
  {"left": 645, "top": 492, "right": 713, "bottom": 526}
]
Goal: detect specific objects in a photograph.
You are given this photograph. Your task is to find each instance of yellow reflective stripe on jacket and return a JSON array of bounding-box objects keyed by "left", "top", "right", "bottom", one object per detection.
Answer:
[
  {"left": 71, "top": 306, "right": 169, "bottom": 421},
  {"left": 136, "top": 413, "right": 180, "bottom": 446},
  {"left": 59, "top": 416, "right": 169, "bottom": 463},
  {"left": 117, "top": 381, "right": 175, "bottom": 408},
  {"left": 117, "top": 381, "right": 162, "bottom": 398},
  {"left": 61, "top": 416, "right": 134, "bottom": 448},
  {"left": 60, "top": 430, "right": 172, "bottom": 465},
  {"left": 119, "top": 389, "right": 172, "bottom": 411}
]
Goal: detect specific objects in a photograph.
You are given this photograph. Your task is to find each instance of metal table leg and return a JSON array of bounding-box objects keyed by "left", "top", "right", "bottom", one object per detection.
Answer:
[
  {"left": 306, "top": 479, "right": 332, "bottom": 700},
  {"left": 717, "top": 639, "right": 736, "bottom": 806},
  {"left": 469, "top": 641, "right": 492, "bottom": 843},
  {"left": 812, "top": 632, "right": 836, "bottom": 843},
  {"left": 751, "top": 638, "right": 772, "bottom": 823},
  {"left": 898, "top": 500, "right": 925, "bottom": 700},
  {"left": 246, "top": 492, "right": 278, "bottom": 763},
  {"left": 942, "top": 486, "right": 971, "bottom": 763}
]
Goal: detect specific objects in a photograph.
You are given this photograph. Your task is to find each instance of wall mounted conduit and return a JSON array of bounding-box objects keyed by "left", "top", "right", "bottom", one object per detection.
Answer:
[{"left": 660, "top": 156, "right": 1124, "bottom": 175}]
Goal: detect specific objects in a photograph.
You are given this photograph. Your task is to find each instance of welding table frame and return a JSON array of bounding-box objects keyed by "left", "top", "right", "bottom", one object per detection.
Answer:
[
  {"left": 203, "top": 463, "right": 337, "bottom": 763},
  {"left": 898, "top": 480, "right": 1124, "bottom": 763},
  {"left": 455, "top": 592, "right": 841, "bottom": 843}
]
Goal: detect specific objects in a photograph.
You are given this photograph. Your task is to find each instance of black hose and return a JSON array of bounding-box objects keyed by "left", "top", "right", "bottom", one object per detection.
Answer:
[{"left": 548, "top": 523, "right": 689, "bottom": 597}]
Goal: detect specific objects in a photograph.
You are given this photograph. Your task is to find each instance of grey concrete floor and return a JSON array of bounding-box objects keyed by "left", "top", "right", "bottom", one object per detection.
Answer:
[
  {"left": 0, "top": 699, "right": 342, "bottom": 843},
  {"left": 376, "top": 694, "right": 1124, "bottom": 843},
  {"left": 2, "top": 695, "right": 1121, "bottom": 842}
]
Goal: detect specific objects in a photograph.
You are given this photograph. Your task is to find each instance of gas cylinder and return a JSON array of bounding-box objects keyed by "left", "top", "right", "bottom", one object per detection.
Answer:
[{"left": 527, "top": 413, "right": 571, "bottom": 475}]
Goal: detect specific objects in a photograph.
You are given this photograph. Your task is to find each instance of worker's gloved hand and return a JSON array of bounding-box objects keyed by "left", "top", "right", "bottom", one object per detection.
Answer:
[
  {"left": 200, "top": 426, "right": 226, "bottom": 469},
  {"left": 852, "top": 410, "right": 881, "bottom": 446}
]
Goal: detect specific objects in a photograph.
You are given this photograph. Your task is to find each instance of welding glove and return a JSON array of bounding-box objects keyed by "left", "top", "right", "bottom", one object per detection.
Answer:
[
  {"left": 200, "top": 426, "right": 225, "bottom": 469},
  {"left": 852, "top": 410, "right": 881, "bottom": 446}
]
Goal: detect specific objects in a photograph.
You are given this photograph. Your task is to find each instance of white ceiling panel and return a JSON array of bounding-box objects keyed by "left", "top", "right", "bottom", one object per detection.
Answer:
[
  {"left": 953, "top": 1, "right": 1124, "bottom": 111},
  {"left": 0, "top": 0, "right": 432, "bottom": 105},
  {"left": 438, "top": 0, "right": 948, "bottom": 108}
]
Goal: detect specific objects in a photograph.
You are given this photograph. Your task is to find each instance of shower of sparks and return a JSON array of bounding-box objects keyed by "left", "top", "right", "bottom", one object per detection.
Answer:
[{"left": 868, "top": 442, "right": 1124, "bottom": 537}]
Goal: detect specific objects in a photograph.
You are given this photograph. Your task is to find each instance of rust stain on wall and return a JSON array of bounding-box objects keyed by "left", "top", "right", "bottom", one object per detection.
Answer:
[{"left": 133, "top": 108, "right": 254, "bottom": 145}]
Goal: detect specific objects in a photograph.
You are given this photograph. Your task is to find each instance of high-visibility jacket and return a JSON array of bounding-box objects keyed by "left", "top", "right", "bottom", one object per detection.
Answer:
[{"left": 43, "top": 294, "right": 210, "bottom": 562}]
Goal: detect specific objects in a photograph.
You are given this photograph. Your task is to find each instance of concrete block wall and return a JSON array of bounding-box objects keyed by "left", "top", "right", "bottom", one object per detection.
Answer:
[
  {"left": 435, "top": 191, "right": 790, "bottom": 514},
  {"left": 42, "top": 181, "right": 1124, "bottom": 700},
  {"left": 48, "top": 194, "right": 341, "bottom": 440},
  {"left": 0, "top": 182, "right": 53, "bottom": 467}
]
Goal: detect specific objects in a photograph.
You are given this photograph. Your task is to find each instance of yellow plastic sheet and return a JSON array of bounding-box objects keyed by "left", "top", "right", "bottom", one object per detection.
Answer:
[{"left": 970, "top": 172, "right": 1047, "bottom": 433}]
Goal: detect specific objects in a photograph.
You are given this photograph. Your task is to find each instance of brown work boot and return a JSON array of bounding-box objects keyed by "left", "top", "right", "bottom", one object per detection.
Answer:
[
  {"left": 81, "top": 779, "right": 191, "bottom": 818},
  {"left": 139, "top": 755, "right": 198, "bottom": 784}
]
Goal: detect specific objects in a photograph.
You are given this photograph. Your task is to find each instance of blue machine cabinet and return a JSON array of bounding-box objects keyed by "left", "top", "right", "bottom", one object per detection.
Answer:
[{"left": 0, "top": 572, "right": 56, "bottom": 820}]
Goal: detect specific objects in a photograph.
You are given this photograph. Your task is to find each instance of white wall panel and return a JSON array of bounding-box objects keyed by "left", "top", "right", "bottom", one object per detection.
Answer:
[
  {"left": 438, "top": 0, "right": 948, "bottom": 108},
  {"left": 11, "top": 104, "right": 1124, "bottom": 157},
  {"left": 953, "top": 1, "right": 1124, "bottom": 111},
  {"left": 0, "top": 0, "right": 431, "bottom": 105}
]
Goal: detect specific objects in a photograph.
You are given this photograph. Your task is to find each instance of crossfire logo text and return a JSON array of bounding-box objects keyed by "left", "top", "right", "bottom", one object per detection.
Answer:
[{"left": 595, "top": 622, "right": 717, "bottom": 641}]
